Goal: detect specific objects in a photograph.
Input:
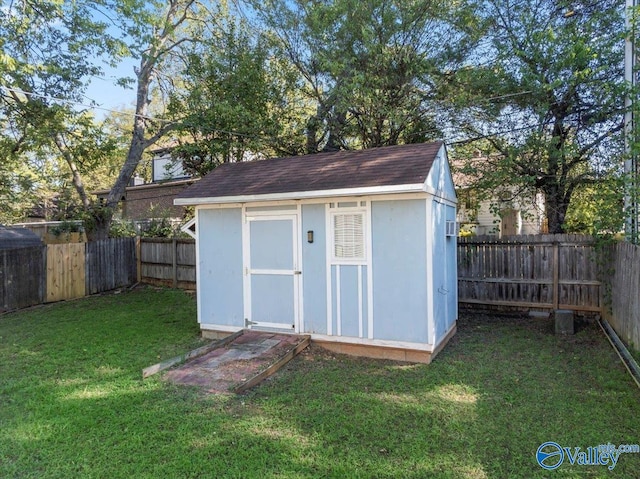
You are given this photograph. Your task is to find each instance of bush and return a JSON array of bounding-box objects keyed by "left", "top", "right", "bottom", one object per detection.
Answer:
[
  {"left": 140, "top": 218, "right": 178, "bottom": 238},
  {"left": 109, "top": 220, "right": 137, "bottom": 238},
  {"left": 50, "top": 220, "right": 82, "bottom": 236}
]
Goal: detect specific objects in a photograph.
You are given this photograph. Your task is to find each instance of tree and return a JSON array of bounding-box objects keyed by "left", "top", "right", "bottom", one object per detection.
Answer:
[
  {"left": 167, "top": 19, "right": 307, "bottom": 175},
  {"left": 453, "top": 0, "right": 625, "bottom": 234},
  {"left": 0, "top": 0, "right": 128, "bottom": 223},
  {"left": 248, "top": 0, "right": 481, "bottom": 152},
  {"left": 85, "top": 0, "right": 207, "bottom": 238},
  {"left": 2, "top": 0, "right": 270, "bottom": 234},
  {"left": 563, "top": 177, "right": 625, "bottom": 235}
]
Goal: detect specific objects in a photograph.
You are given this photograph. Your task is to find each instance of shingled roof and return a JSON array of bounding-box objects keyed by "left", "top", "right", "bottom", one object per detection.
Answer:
[
  {"left": 0, "top": 227, "right": 43, "bottom": 250},
  {"left": 175, "top": 141, "right": 444, "bottom": 204}
]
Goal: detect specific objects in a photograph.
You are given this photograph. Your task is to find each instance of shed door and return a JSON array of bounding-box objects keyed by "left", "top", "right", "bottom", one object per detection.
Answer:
[{"left": 245, "top": 215, "right": 299, "bottom": 331}]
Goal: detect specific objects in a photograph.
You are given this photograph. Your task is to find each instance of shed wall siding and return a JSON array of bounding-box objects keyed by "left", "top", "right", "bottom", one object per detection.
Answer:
[
  {"left": 431, "top": 200, "right": 458, "bottom": 343},
  {"left": 301, "top": 204, "right": 328, "bottom": 334},
  {"left": 195, "top": 194, "right": 454, "bottom": 350},
  {"left": 339, "top": 265, "right": 361, "bottom": 338},
  {"left": 329, "top": 264, "right": 366, "bottom": 338},
  {"left": 371, "top": 199, "right": 428, "bottom": 343},
  {"left": 198, "top": 207, "right": 244, "bottom": 327}
]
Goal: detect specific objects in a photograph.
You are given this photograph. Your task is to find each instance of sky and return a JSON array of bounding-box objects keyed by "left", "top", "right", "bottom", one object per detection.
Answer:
[{"left": 83, "top": 58, "right": 138, "bottom": 117}]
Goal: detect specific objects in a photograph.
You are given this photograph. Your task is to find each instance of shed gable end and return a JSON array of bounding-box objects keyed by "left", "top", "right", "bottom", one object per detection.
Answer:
[{"left": 424, "top": 145, "right": 457, "bottom": 203}]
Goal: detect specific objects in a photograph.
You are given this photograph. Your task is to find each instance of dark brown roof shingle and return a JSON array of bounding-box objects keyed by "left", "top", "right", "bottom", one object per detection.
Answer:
[{"left": 176, "top": 141, "right": 443, "bottom": 202}]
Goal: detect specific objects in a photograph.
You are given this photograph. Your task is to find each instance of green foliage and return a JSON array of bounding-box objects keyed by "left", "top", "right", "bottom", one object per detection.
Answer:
[
  {"left": 109, "top": 220, "right": 138, "bottom": 238},
  {"left": 50, "top": 220, "right": 83, "bottom": 236},
  {"left": 168, "top": 20, "right": 305, "bottom": 175},
  {"left": 140, "top": 217, "right": 178, "bottom": 238},
  {"left": 0, "top": 1, "right": 131, "bottom": 221},
  {"left": 453, "top": 0, "right": 625, "bottom": 234},
  {"left": 564, "top": 175, "right": 626, "bottom": 236},
  {"left": 250, "top": 0, "right": 481, "bottom": 151},
  {"left": 170, "top": 23, "right": 288, "bottom": 175}
]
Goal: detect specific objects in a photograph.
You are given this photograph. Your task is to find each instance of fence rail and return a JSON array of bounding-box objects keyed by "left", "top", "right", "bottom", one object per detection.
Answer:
[{"left": 457, "top": 234, "right": 601, "bottom": 313}]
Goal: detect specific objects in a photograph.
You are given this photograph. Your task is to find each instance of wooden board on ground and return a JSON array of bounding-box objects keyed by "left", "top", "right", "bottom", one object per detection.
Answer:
[
  {"left": 162, "top": 330, "right": 310, "bottom": 394},
  {"left": 234, "top": 336, "right": 310, "bottom": 394},
  {"left": 142, "top": 329, "right": 244, "bottom": 378}
]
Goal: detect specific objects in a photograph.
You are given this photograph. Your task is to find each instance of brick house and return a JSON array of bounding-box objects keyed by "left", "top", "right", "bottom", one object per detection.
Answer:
[
  {"left": 94, "top": 147, "right": 198, "bottom": 220},
  {"left": 94, "top": 178, "right": 199, "bottom": 220}
]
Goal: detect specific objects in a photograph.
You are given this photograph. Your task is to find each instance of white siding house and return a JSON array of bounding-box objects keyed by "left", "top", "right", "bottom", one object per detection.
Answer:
[
  {"left": 452, "top": 156, "right": 546, "bottom": 237},
  {"left": 175, "top": 142, "right": 458, "bottom": 363}
]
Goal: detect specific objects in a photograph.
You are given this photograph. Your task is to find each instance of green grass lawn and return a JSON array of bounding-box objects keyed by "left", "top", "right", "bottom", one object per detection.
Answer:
[{"left": 1, "top": 287, "right": 639, "bottom": 478}]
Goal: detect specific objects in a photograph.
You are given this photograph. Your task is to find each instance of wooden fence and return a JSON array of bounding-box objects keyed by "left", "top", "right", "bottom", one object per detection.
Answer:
[
  {"left": 1, "top": 246, "right": 46, "bottom": 311},
  {"left": 457, "top": 234, "right": 601, "bottom": 313},
  {"left": 86, "top": 239, "right": 137, "bottom": 295},
  {"left": 4, "top": 233, "right": 640, "bottom": 354},
  {"left": 0, "top": 238, "right": 137, "bottom": 312},
  {"left": 139, "top": 238, "right": 196, "bottom": 289},
  {"left": 46, "top": 243, "right": 86, "bottom": 302},
  {"left": 602, "top": 241, "right": 640, "bottom": 350}
]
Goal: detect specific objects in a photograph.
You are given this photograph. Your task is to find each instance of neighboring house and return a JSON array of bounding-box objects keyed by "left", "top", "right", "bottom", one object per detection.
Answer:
[
  {"left": 94, "top": 147, "right": 197, "bottom": 221},
  {"left": 151, "top": 144, "right": 189, "bottom": 182},
  {"left": 95, "top": 178, "right": 198, "bottom": 221},
  {"left": 452, "top": 155, "right": 546, "bottom": 237},
  {"left": 175, "top": 141, "right": 458, "bottom": 363}
]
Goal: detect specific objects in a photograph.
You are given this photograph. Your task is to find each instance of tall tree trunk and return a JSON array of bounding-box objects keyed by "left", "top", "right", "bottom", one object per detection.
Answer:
[
  {"left": 94, "top": 56, "right": 154, "bottom": 239},
  {"left": 543, "top": 184, "right": 568, "bottom": 234},
  {"left": 91, "top": 0, "right": 193, "bottom": 239},
  {"left": 306, "top": 114, "right": 319, "bottom": 154}
]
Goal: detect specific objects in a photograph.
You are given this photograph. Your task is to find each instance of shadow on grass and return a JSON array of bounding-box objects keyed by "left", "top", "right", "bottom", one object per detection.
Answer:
[
  {"left": 241, "top": 313, "right": 640, "bottom": 478},
  {"left": 1, "top": 293, "right": 639, "bottom": 478}
]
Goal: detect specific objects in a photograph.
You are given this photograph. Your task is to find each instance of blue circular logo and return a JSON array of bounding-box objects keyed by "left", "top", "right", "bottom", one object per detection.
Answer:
[{"left": 537, "top": 442, "right": 564, "bottom": 470}]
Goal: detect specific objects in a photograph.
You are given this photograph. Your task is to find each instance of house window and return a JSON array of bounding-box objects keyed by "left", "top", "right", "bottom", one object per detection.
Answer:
[{"left": 331, "top": 211, "right": 366, "bottom": 262}]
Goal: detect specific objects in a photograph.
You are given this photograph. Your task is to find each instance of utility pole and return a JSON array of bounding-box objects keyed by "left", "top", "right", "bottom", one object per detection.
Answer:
[{"left": 625, "top": 0, "right": 639, "bottom": 244}]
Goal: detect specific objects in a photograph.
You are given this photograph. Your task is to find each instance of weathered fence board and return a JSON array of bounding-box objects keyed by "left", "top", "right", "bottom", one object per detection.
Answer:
[
  {"left": 85, "top": 238, "right": 137, "bottom": 294},
  {"left": 457, "top": 234, "right": 601, "bottom": 313},
  {"left": 46, "top": 243, "right": 86, "bottom": 302},
  {"left": 0, "top": 246, "right": 46, "bottom": 312},
  {"left": 603, "top": 241, "right": 640, "bottom": 351},
  {"left": 140, "top": 237, "right": 196, "bottom": 289}
]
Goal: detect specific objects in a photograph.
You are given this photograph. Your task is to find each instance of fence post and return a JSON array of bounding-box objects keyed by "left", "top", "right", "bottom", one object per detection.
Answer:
[
  {"left": 1, "top": 250, "right": 6, "bottom": 311},
  {"left": 552, "top": 240, "right": 559, "bottom": 310},
  {"left": 136, "top": 236, "right": 141, "bottom": 283},
  {"left": 172, "top": 238, "right": 178, "bottom": 289},
  {"left": 41, "top": 245, "right": 47, "bottom": 304}
]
